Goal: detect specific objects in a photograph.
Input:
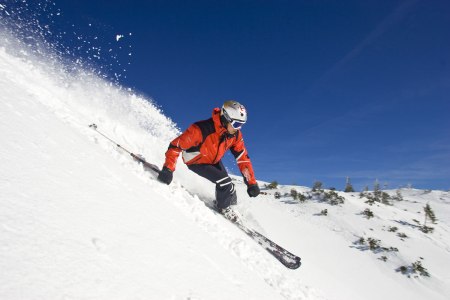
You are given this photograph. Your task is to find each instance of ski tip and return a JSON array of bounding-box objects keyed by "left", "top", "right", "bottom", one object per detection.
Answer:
[
  {"left": 292, "top": 257, "right": 302, "bottom": 269},
  {"left": 89, "top": 123, "right": 98, "bottom": 129},
  {"left": 284, "top": 256, "right": 301, "bottom": 270}
]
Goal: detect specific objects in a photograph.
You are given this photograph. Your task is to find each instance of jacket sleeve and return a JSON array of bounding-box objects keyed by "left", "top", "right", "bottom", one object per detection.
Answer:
[
  {"left": 163, "top": 124, "right": 203, "bottom": 171},
  {"left": 230, "top": 131, "right": 257, "bottom": 185}
]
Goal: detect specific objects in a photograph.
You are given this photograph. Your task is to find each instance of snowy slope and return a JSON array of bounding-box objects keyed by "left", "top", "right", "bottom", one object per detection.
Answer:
[
  {"left": 249, "top": 186, "right": 450, "bottom": 300},
  {"left": 1, "top": 27, "right": 450, "bottom": 300},
  {"left": 0, "top": 36, "right": 320, "bottom": 299}
]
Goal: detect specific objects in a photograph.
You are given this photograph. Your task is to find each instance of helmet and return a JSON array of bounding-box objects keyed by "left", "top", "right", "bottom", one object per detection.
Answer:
[{"left": 221, "top": 100, "right": 247, "bottom": 129}]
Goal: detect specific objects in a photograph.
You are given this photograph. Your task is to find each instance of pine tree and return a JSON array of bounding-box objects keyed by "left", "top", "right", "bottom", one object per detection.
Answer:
[
  {"left": 374, "top": 179, "right": 381, "bottom": 199},
  {"left": 381, "top": 191, "right": 392, "bottom": 205},
  {"left": 393, "top": 189, "right": 403, "bottom": 201},
  {"left": 297, "top": 193, "right": 307, "bottom": 202},
  {"left": 367, "top": 238, "right": 380, "bottom": 251},
  {"left": 424, "top": 203, "right": 437, "bottom": 225},
  {"left": 362, "top": 208, "right": 374, "bottom": 219},
  {"left": 312, "top": 181, "right": 323, "bottom": 192},
  {"left": 266, "top": 181, "right": 278, "bottom": 189},
  {"left": 344, "top": 177, "right": 355, "bottom": 192},
  {"left": 290, "top": 189, "right": 298, "bottom": 200},
  {"left": 412, "top": 260, "right": 430, "bottom": 277}
]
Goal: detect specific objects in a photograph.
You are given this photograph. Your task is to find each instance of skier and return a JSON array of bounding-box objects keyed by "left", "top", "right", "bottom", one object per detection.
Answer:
[{"left": 157, "top": 100, "right": 260, "bottom": 219}]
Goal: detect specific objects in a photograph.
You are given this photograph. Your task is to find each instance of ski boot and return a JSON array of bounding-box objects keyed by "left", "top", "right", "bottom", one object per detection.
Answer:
[{"left": 220, "top": 206, "right": 239, "bottom": 223}]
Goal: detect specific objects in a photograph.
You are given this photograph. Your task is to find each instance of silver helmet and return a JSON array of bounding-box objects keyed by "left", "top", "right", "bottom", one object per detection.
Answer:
[{"left": 221, "top": 100, "right": 247, "bottom": 129}]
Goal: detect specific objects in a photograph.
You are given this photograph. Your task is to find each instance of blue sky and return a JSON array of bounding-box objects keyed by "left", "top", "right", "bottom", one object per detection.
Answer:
[{"left": 10, "top": 0, "right": 450, "bottom": 190}]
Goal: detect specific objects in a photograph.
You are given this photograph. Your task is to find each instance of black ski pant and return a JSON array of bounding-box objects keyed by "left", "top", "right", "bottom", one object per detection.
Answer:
[{"left": 188, "top": 161, "right": 237, "bottom": 210}]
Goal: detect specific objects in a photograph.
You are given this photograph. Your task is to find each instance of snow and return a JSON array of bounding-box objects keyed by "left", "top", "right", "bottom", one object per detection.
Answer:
[{"left": 1, "top": 27, "right": 450, "bottom": 300}]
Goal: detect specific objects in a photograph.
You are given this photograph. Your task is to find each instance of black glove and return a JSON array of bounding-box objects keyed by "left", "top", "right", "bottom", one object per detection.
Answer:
[
  {"left": 157, "top": 167, "right": 173, "bottom": 185},
  {"left": 247, "top": 184, "right": 260, "bottom": 197}
]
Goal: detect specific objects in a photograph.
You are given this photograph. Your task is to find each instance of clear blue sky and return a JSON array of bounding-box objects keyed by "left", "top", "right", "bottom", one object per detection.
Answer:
[{"left": 12, "top": 0, "right": 450, "bottom": 190}]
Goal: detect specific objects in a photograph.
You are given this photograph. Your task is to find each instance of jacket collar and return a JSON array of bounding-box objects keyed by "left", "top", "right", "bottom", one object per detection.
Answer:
[{"left": 212, "top": 108, "right": 227, "bottom": 134}]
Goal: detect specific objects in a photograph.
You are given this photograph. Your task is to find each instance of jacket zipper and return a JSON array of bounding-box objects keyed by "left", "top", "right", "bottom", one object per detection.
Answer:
[{"left": 213, "top": 133, "right": 227, "bottom": 164}]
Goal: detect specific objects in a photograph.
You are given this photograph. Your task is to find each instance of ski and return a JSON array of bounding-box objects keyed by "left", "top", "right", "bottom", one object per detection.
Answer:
[{"left": 221, "top": 211, "right": 301, "bottom": 269}]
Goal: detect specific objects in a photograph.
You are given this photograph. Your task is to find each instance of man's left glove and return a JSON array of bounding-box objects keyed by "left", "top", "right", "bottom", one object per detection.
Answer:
[
  {"left": 157, "top": 167, "right": 173, "bottom": 185},
  {"left": 247, "top": 184, "right": 260, "bottom": 197}
]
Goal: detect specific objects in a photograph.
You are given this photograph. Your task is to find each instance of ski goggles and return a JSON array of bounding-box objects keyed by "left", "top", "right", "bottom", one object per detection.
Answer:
[
  {"left": 229, "top": 119, "right": 245, "bottom": 129},
  {"left": 222, "top": 109, "right": 246, "bottom": 129}
]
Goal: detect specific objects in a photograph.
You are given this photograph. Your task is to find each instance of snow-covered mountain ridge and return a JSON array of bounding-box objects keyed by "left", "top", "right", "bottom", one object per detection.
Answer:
[{"left": 1, "top": 31, "right": 450, "bottom": 300}]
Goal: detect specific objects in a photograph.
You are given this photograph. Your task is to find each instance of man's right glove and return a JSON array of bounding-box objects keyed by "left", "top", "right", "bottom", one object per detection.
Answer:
[
  {"left": 157, "top": 167, "right": 173, "bottom": 185},
  {"left": 247, "top": 184, "right": 260, "bottom": 197}
]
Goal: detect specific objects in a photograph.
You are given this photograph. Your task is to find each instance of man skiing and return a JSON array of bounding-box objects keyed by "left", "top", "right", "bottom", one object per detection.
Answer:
[{"left": 157, "top": 100, "right": 260, "bottom": 219}]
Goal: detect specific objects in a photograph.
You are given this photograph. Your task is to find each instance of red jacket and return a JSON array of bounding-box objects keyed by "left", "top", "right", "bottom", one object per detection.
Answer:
[{"left": 163, "top": 108, "right": 257, "bottom": 185}]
